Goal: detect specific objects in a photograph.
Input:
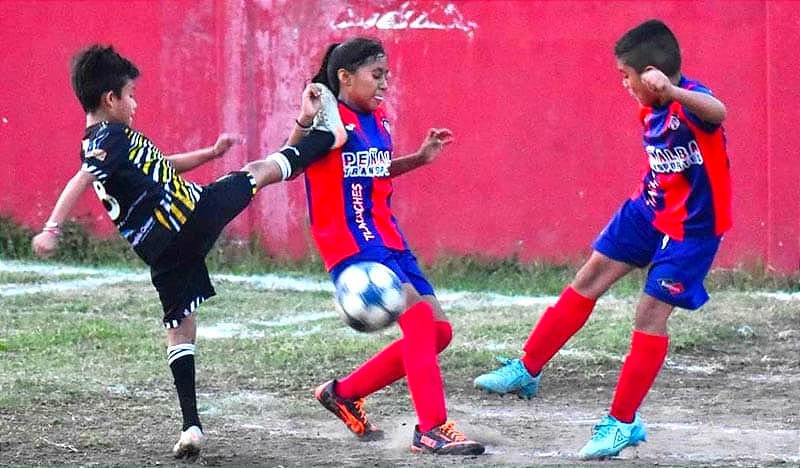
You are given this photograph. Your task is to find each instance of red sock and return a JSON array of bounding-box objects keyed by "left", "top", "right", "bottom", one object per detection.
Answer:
[
  {"left": 336, "top": 320, "right": 452, "bottom": 400},
  {"left": 521, "top": 286, "right": 596, "bottom": 375},
  {"left": 610, "top": 330, "right": 669, "bottom": 423},
  {"left": 397, "top": 301, "right": 447, "bottom": 432}
]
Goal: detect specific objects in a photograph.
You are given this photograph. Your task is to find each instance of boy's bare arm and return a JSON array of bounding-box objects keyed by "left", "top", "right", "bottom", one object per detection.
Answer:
[
  {"left": 32, "top": 170, "right": 94, "bottom": 257},
  {"left": 669, "top": 87, "right": 727, "bottom": 125},
  {"left": 641, "top": 68, "right": 727, "bottom": 124},
  {"left": 165, "top": 134, "right": 242, "bottom": 173}
]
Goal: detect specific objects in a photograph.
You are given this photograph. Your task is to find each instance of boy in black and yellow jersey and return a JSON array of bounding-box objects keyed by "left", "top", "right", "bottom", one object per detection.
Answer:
[{"left": 32, "top": 44, "right": 344, "bottom": 459}]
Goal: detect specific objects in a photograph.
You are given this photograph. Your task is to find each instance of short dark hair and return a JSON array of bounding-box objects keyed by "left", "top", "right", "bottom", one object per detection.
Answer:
[
  {"left": 70, "top": 45, "right": 140, "bottom": 112},
  {"left": 614, "top": 19, "right": 681, "bottom": 77},
  {"left": 311, "top": 37, "right": 385, "bottom": 96}
]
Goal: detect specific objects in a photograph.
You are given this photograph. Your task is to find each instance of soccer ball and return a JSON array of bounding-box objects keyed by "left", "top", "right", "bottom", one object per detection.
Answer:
[{"left": 335, "top": 262, "right": 405, "bottom": 332}]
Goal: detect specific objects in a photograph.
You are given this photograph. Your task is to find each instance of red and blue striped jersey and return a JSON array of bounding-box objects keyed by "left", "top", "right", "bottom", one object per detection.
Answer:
[
  {"left": 304, "top": 103, "right": 408, "bottom": 271},
  {"left": 629, "top": 76, "right": 732, "bottom": 240}
]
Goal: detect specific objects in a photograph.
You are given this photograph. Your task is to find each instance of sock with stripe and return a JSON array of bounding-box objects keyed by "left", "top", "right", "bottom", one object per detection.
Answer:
[
  {"left": 168, "top": 343, "right": 202, "bottom": 431},
  {"left": 266, "top": 130, "right": 334, "bottom": 180},
  {"left": 610, "top": 330, "right": 669, "bottom": 423}
]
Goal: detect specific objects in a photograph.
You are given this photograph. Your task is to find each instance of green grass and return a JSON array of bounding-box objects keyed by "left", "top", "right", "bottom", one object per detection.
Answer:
[
  {"left": 0, "top": 263, "right": 794, "bottom": 410},
  {"left": 0, "top": 215, "right": 797, "bottom": 409},
  {"left": 3, "top": 214, "right": 800, "bottom": 294}
]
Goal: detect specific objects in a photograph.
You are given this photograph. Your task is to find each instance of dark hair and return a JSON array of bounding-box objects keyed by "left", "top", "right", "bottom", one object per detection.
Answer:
[
  {"left": 614, "top": 19, "right": 681, "bottom": 77},
  {"left": 311, "top": 37, "right": 385, "bottom": 96},
  {"left": 70, "top": 44, "right": 140, "bottom": 112}
]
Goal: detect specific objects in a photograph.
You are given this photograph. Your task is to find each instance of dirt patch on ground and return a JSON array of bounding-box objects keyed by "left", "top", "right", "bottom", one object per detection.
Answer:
[{"left": 1, "top": 332, "right": 798, "bottom": 467}]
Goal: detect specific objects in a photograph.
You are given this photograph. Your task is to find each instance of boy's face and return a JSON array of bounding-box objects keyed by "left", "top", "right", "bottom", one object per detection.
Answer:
[
  {"left": 339, "top": 55, "right": 388, "bottom": 113},
  {"left": 105, "top": 79, "right": 137, "bottom": 125},
  {"left": 616, "top": 60, "right": 658, "bottom": 106}
]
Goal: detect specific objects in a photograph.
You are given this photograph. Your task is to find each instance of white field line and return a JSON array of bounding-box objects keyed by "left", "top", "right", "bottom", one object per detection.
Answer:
[
  {"left": 0, "top": 260, "right": 564, "bottom": 309},
  {"left": 3, "top": 260, "right": 800, "bottom": 375},
  {"left": 4, "top": 259, "right": 800, "bottom": 303},
  {"left": 7, "top": 259, "right": 800, "bottom": 306}
]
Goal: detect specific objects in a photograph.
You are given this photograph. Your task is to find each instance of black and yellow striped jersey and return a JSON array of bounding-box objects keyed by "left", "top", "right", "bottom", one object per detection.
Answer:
[{"left": 80, "top": 122, "right": 203, "bottom": 264}]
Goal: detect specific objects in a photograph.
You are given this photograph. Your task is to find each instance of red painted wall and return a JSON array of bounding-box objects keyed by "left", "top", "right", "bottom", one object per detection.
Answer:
[{"left": 1, "top": 1, "right": 797, "bottom": 271}]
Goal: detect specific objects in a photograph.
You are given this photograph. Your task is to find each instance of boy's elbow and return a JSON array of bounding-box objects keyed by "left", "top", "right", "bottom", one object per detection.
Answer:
[{"left": 714, "top": 104, "right": 727, "bottom": 124}]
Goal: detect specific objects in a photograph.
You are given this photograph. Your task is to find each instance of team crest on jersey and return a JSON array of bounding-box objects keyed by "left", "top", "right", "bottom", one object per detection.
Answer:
[
  {"left": 668, "top": 114, "right": 681, "bottom": 130},
  {"left": 381, "top": 118, "right": 391, "bottom": 135},
  {"left": 86, "top": 148, "right": 107, "bottom": 161}
]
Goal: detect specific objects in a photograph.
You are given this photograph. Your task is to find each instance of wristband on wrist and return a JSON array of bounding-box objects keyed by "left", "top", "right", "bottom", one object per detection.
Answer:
[
  {"left": 42, "top": 221, "right": 62, "bottom": 236},
  {"left": 295, "top": 118, "right": 312, "bottom": 129}
]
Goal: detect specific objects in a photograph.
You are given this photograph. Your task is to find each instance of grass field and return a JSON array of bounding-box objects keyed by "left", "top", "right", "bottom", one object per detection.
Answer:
[{"left": 0, "top": 258, "right": 798, "bottom": 467}]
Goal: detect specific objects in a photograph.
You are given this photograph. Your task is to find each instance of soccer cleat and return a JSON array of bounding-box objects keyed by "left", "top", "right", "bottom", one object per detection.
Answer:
[
  {"left": 310, "top": 83, "right": 347, "bottom": 149},
  {"left": 314, "top": 379, "right": 383, "bottom": 440},
  {"left": 411, "top": 421, "right": 485, "bottom": 455},
  {"left": 172, "top": 425, "right": 204, "bottom": 459},
  {"left": 473, "top": 357, "right": 541, "bottom": 399},
  {"left": 578, "top": 413, "right": 647, "bottom": 460}
]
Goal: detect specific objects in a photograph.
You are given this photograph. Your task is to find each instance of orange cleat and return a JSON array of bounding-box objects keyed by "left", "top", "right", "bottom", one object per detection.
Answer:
[{"left": 314, "top": 380, "right": 383, "bottom": 440}]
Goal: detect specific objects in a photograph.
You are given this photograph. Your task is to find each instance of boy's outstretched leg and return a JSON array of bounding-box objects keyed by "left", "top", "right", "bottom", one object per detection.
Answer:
[
  {"left": 251, "top": 84, "right": 346, "bottom": 187},
  {"left": 473, "top": 286, "right": 595, "bottom": 398},
  {"left": 474, "top": 252, "right": 631, "bottom": 398}
]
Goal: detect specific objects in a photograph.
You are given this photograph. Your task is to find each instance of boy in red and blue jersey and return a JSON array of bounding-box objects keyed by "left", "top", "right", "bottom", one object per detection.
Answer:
[
  {"left": 288, "top": 37, "right": 484, "bottom": 456},
  {"left": 474, "top": 19, "right": 731, "bottom": 459}
]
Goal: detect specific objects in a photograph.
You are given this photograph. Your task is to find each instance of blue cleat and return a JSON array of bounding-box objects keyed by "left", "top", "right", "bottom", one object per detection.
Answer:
[
  {"left": 578, "top": 413, "right": 647, "bottom": 460},
  {"left": 473, "top": 357, "right": 540, "bottom": 399}
]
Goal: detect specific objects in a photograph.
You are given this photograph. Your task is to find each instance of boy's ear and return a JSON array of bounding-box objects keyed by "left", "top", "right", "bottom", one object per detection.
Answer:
[{"left": 100, "top": 90, "right": 116, "bottom": 108}]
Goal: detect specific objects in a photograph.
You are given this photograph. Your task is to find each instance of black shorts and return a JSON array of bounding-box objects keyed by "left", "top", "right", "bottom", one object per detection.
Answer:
[{"left": 150, "top": 171, "right": 256, "bottom": 328}]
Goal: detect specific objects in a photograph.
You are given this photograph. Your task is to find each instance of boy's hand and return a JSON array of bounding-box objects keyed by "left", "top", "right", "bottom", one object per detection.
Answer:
[
  {"left": 417, "top": 128, "right": 454, "bottom": 164},
  {"left": 641, "top": 68, "right": 675, "bottom": 100},
  {"left": 212, "top": 133, "right": 243, "bottom": 159},
  {"left": 296, "top": 83, "right": 324, "bottom": 127},
  {"left": 32, "top": 231, "right": 58, "bottom": 258}
]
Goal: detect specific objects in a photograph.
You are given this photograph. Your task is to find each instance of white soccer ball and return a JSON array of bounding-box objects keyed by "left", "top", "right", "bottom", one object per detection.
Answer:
[{"left": 335, "top": 262, "right": 405, "bottom": 332}]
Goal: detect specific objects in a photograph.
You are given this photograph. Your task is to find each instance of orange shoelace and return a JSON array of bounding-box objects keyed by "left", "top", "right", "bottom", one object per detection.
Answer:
[
  {"left": 352, "top": 398, "right": 368, "bottom": 421},
  {"left": 335, "top": 397, "right": 369, "bottom": 434},
  {"left": 439, "top": 421, "right": 467, "bottom": 442}
]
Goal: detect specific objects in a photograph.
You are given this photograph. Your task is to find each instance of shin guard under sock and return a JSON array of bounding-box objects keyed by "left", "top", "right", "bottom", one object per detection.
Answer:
[
  {"left": 336, "top": 320, "right": 452, "bottom": 400},
  {"left": 266, "top": 130, "right": 334, "bottom": 179},
  {"left": 610, "top": 330, "right": 669, "bottom": 423},
  {"left": 398, "top": 302, "right": 447, "bottom": 432},
  {"left": 168, "top": 344, "right": 202, "bottom": 431},
  {"left": 521, "top": 286, "right": 596, "bottom": 375}
]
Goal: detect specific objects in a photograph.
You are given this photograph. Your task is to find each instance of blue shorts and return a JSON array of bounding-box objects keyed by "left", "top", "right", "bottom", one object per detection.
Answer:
[
  {"left": 592, "top": 200, "right": 721, "bottom": 310},
  {"left": 330, "top": 246, "right": 435, "bottom": 297}
]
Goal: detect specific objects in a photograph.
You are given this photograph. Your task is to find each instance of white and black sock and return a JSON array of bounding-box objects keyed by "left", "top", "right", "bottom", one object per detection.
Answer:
[
  {"left": 266, "top": 130, "right": 334, "bottom": 180},
  {"left": 168, "top": 343, "right": 202, "bottom": 432}
]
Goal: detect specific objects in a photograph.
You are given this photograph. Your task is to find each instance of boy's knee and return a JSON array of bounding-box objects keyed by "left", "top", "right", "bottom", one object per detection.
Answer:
[
  {"left": 634, "top": 296, "right": 674, "bottom": 335},
  {"left": 242, "top": 159, "right": 282, "bottom": 188}
]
